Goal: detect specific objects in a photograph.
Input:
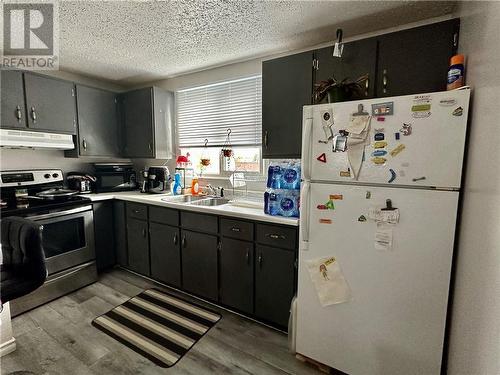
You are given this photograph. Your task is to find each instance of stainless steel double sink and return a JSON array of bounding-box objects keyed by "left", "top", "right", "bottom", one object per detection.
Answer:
[{"left": 161, "top": 195, "right": 230, "bottom": 207}]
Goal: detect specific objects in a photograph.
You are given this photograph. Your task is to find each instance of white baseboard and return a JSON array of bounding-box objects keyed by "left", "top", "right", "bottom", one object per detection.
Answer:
[{"left": 0, "top": 337, "right": 16, "bottom": 357}]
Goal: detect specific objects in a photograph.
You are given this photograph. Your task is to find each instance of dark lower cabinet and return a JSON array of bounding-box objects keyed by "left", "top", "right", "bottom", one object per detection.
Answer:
[
  {"left": 181, "top": 230, "right": 218, "bottom": 301},
  {"left": 220, "top": 238, "right": 254, "bottom": 314},
  {"left": 93, "top": 202, "right": 116, "bottom": 271},
  {"left": 255, "top": 245, "right": 295, "bottom": 327},
  {"left": 150, "top": 222, "right": 181, "bottom": 287},
  {"left": 127, "top": 217, "right": 150, "bottom": 276}
]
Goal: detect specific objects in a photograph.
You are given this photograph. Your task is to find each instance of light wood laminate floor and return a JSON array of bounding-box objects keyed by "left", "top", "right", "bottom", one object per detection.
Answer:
[{"left": 1, "top": 268, "right": 323, "bottom": 375}]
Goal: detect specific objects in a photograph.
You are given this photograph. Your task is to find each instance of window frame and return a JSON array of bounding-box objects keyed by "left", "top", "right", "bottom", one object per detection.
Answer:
[{"left": 175, "top": 75, "right": 264, "bottom": 178}]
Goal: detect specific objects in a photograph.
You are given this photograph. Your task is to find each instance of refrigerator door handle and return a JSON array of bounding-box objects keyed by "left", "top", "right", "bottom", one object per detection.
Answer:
[
  {"left": 301, "top": 118, "right": 313, "bottom": 181},
  {"left": 300, "top": 181, "right": 311, "bottom": 245}
]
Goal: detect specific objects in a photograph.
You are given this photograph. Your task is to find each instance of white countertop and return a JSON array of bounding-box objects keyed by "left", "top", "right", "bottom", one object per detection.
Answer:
[{"left": 80, "top": 191, "right": 299, "bottom": 226}]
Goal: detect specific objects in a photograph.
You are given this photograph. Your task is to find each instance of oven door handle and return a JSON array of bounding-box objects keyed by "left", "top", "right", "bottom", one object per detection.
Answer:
[{"left": 28, "top": 205, "right": 92, "bottom": 221}]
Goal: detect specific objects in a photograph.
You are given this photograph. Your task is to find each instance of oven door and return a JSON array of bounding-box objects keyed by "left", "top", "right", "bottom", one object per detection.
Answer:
[{"left": 30, "top": 205, "right": 95, "bottom": 275}]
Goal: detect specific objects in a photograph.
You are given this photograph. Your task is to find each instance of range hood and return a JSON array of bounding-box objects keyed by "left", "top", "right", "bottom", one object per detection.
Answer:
[{"left": 0, "top": 129, "right": 74, "bottom": 150}]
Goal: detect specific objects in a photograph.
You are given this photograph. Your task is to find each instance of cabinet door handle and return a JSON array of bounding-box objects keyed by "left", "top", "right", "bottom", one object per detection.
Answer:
[
  {"left": 30, "top": 107, "right": 37, "bottom": 122},
  {"left": 264, "top": 131, "right": 268, "bottom": 149},
  {"left": 142, "top": 228, "right": 147, "bottom": 238},
  {"left": 231, "top": 226, "right": 241, "bottom": 233},
  {"left": 82, "top": 138, "right": 87, "bottom": 150},
  {"left": 15, "top": 105, "right": 22, "bottom": 122},
  {"left": 267, "top": 233, "right": 285, "bottom": 240},
  {"left": 173, "top": 233, "right": 178, "bottom": 245},
  {"left": 382, "top": 69, "right": 388, "bottom": 94},
  {"left": 246, "top": 250, "right": 250, "bottom": 265},
  {"left": 365, "top": 77, "right": 369, "bottom": 97},
  {"left": 181, "top": 235, "right": 186, "bottom": 248},
  {"left": 258, "top": 253, "right": 263, "bottom": 268}
]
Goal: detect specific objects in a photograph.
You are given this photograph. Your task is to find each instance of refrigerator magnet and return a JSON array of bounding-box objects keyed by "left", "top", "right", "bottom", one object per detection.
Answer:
[
  {"left": 365, "top": 191, "right": 371, "bottom": 199},
  {"left": 317, "top": 204, "right": 328, "bottom": 210},
  {"left": 390, "top": 144, "right": 406, "bottom": 157},
  {"left": 388, "top": 169, "right": 397, "bottom": 183},
  {"left": 332, "top": 133, "right": 347, "bottom": 152},
  {"left": 340, "top": 169, "right": 351, "bottom": 177},
  {"left": 371, "top": 157, "right": 387, "bottom": 165},
  {"left": 319, "top": 219, "right": 333, "bottom": 224},
  {"left": 330, "top": 194, "right": 343, "bottom": 200},
  {"left": 400, "top": 123, "right": 412, "bottom": 136},
  {"left": 374, "top": 141, "right": 387, "bottom": 149},
  {"left": 439, "top": 98, "right": 457, "bottom": 106},
  {"left": 325, "top": 200, "right": 335, "bottom": 210},
  {"left": 452, "top": 107, "right": 463, "bottom": 116},
  {"left": 374, "top": 133, "right": 385, "bottom": 141},
  {"left": 358, "top": 215, "right": 367, "bottom": 222},
  {"left": 317, "top": 153, "right": 327, "bottom": 163},
  {"left": 395, "top": 132, "right": 400, "bottom": 140},
  {"left": 372, "top": 150, "right": 387, "bottom": 157}
]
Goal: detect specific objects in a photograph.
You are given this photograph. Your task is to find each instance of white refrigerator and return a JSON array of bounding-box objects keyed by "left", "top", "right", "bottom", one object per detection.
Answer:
[{"left": 296, "top": 89, "right": 470, "bottom": 375}]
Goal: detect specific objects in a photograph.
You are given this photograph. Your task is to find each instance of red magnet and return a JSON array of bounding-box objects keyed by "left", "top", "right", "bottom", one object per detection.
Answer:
[
  {"left": 317, "top": 153, "right": 327, "bottom": 163},
  {"left": 377, "top": 117, "right": 386, "bottom": 122}
]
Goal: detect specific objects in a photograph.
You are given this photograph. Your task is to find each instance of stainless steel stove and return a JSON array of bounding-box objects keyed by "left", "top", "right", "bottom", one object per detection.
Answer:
[{"left": 0, "top": 169, "right": 98, "bottom": 316}]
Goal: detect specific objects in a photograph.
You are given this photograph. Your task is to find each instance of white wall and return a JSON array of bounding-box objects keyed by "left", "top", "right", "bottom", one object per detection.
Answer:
[
  {"left": 447, "top": 2, "right": 500, "bottom": 374},
  {"left": 0, "top": 71, "right": 128, "bottom": 174}
]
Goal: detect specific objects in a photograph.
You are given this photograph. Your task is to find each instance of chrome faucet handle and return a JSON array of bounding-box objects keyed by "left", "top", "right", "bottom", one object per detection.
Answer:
[{"left": 206, "top": 184, "right": 217, "bottom": 196}]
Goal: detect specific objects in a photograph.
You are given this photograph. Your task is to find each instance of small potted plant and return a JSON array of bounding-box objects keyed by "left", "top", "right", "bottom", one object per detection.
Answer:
[
  {"left": 221, "top": 129, "right": 233, "bottom": 158},
  {"left": 314, "top": 74, "right": 369, "bottom": 103}
]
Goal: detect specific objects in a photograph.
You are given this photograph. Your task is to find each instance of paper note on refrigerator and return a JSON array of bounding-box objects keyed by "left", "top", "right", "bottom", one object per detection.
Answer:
[
  {"left": 306, "top": 256, "right": 352, "bottom": 307},
  {"left": 374, "top": 223, "right": 393, "bottom": 251},
  {"left": 368, "top": 207, "right": 400, "bottom": 224}
]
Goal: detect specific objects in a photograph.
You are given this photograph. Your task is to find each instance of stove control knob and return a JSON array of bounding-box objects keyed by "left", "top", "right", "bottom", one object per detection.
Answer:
[
  {"left": 44, "top": 173, "right": 51, "bottom": 179},
  {"left": 52, "top": 173, "right": 59, "bottom": 178}
]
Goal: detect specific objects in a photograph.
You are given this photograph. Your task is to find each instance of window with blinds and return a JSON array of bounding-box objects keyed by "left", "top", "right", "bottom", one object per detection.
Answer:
[{"left": 176, "top": 75, "right": 262, "bottom": 148}]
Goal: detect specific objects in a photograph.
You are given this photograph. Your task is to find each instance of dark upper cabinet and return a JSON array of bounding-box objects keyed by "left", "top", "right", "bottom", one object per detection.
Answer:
[
  {"left": 313, "top": 38, "right": 378, "bottom": 102},
  {"left": 24, "top": 73, "right": 77, "bottom": 134},
  {"left": 93, "top": 202, "right": 116, "bottom": 271},
  {"left": 220, "top": 238, "right": 254, "bottom": 314},
  {"left": 70, "top": 85, "right": 120, "bottom": 157},
  {"left": 181, "top": 229, "right": 218, "bottom": 301},
  {"left": 376, "top": 19, "right": 459, "bottom": 97},
  {"left": 255, "top": 245, "right": 295, "bottom": 327},
  {"left": 120, "top": 87, "right": 173, "bottom": 159},
  {"left": 127, "top": 217, "right": 150, "bottom": 276},
  {"left": 150, "top": 222, "right": 181, "bottom": 288},
  {"left": 1, "top": 70, "right": 26, "bottom": 129},
  {"left": 262, "top": 51, "right": 313, "bottom": 159}
]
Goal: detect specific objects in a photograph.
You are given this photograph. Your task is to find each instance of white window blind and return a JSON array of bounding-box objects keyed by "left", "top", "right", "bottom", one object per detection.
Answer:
[{"left": 176, "top": 75, "right": 262, "bottom": 147}]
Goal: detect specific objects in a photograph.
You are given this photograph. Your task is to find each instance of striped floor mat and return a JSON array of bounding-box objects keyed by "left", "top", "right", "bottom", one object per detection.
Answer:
[{"left": 92, "top": 288, "right": 222, "bottom": 368}]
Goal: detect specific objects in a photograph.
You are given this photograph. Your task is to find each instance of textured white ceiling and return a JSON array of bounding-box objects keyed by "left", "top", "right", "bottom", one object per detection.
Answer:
[{"left": 58, "top": 1, "right": 455, "bottom": 85}]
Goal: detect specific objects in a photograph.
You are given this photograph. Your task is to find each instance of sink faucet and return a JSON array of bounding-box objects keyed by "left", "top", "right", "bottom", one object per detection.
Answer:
[{"left": 206, "top": 184, "right": 224, "bottom": 197}]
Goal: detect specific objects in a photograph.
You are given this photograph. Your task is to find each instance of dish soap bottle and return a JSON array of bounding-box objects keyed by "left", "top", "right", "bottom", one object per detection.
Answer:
[
  {"left": 447, "top": 54, "right": 465, "bottom": 90},
  {"left": 173, "top": 173, "right": 182, "bottom": 195},
  {"left": 191, "top": 177, "right": 199, "bottom": 195}
]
